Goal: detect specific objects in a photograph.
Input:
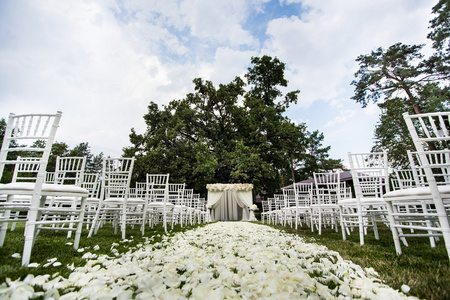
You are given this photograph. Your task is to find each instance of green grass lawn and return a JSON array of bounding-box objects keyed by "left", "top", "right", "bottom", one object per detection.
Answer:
[{"left": 0, "top": 220, "right": 449, "bottom": 299}]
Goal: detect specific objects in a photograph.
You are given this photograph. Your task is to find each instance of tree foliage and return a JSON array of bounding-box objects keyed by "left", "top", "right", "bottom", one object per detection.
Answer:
[
  {"left": 351, "top": 1, "right": 450, "bottom": 167},
  {"left": 47, "top": 142, "right": 105, "bottom": 174},
  {"left": 125, "top": 56, "right": 343, "bottom": 196},
  {"left": 425, "top": 0, "right": 450, "bottom": 80}
]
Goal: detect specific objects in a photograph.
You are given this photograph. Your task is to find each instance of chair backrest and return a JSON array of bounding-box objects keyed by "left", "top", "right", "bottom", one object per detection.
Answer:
[
  {"left": 348, "top": 151, "right": 390, "bottom": 199},
  {"left": 54, "top": 156, "right": 87, "bottom": 186},
  {"left": 267, "top": 198, "right": 275, "bottom": 211},
  {"left": 394, "top": 169, "right": 420, "bottom": 189},
  {"left": 81, "top": 173, "right": 100, "bottom": 198},
  {"left": 45, "top": 172, "right": 55, "bottom": 183},
  {"left": 11, "top": 156, "right": 41, "bottom": 183},
  {"left": 184, "top": 189, "right": 193, "bottom": 207},
  {"left": 294, "top": 182, "right": 312, "bottom": 206},
  {"left": 169, "top": 183, "right": 186, "bottom": 205},
  {"left": 146, "top": 174, "right": 170, "bottom": 203},
  {"left": 261, "top": 200, "right": 269, "bottom": 212},
  {"left": 404, "top": 112, "right": 450, "bottom": 181},
  {"left": 192, "top": 193, "right": 201, "bottom": 209},
  {"left": 294, "top": 182, "right": 313, "bottom": 194},
  {"left": 0, "top": 112, "right": 62, "bottom": 184},
  {"left": 129, "top": 182, "right": 145, "bottom": 199},
  {"left": 407, "top": 149, "right": 450, "bottom": 186},
  {"left": 313, "top": 172, "right": 341, "bottom": 204},
  {"left": 282, "top": 188, "right": 296, "bottom": 207},
  {"left": 340, "top": 182, "right": 352, "bottom": 198},
  {"left": 403, "top": 111, "right": 450, "bottom": 146},
  {"left": 313, "top": 172, "right": 340, "bottom": 191},
  {"left": 100, "top": 157, "right": 135, "bottom": 200},
  {"left": 274, "top": 194, "right": 285, "bottom": 209}
]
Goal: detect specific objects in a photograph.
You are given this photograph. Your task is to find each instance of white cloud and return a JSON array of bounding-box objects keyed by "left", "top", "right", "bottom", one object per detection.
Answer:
[
  {"left": 323, "top": 110, "right": 357, "bottom": 128},
  {"left": 262, "top": 0, "right": 433, "bottom": 107},
  {"left": 180, "top": 0, "right": 258, "bottom": 48},
  {"left": 0, "top": 0, "right": 437, "bottom": 164}
]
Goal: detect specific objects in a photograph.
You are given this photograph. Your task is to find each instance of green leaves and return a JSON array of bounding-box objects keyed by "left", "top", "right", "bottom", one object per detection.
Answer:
[
  {"left": 125, "top": 56, "right": 341, "bottom": 195},
  {"left": 351, "top": 43, "right": 425, "bottom": 110}
]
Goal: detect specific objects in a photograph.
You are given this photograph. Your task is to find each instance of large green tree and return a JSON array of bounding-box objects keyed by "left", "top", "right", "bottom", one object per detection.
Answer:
[
  {"left": 125, "top": 56, "right": 343, "bottom": 196},
  {"left": 351, "top": 1, "right": 450, "bottom": 167}
]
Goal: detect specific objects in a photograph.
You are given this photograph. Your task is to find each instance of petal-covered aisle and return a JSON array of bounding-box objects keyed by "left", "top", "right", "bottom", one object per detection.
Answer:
[{"left": 1, "top": 222, "right": 417, "bottom": 299}]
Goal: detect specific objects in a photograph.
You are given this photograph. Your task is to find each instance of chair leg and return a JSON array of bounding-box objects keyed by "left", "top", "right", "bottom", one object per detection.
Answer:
[
  {"left": 87, "top": 206, "right": 101, "bottom": 238},
  {"left": 0, "top": 210, "right": 11, "bottom": 247},
  {"left": 385, "top": 200, "right": 403, "bottom": 255},
  {"left": 22, "top": 196, "right": 46, "bottom": 266},
  {"left": 73, "top": 197, "right": 87, "bottom": 250}
]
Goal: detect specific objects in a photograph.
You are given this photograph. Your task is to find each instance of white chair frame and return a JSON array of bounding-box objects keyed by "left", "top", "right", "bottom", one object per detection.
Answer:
[{"left": 384, "top": 112, "right": 450, "bottom": 260}]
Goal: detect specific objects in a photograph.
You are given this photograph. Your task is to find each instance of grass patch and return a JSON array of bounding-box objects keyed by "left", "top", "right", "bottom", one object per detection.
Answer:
[
  {"left": 0, "top": 222, "right": 205, "bottom": 284},
  {"left": 266, "top": 222, "right": 449, "bottom": 300}
]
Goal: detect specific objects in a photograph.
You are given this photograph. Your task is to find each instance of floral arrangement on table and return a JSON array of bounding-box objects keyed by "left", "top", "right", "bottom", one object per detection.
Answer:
[
  {"left": 206, "top": 183, "right": 253, "bottom": 192},
  {"left": 250, "top": 204, "right": 258, "bottom": 211}
]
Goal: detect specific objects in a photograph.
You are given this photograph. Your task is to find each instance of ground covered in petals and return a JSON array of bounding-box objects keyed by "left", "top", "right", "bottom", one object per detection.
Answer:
[{"left": 1, "top": 222, "right": 418, "bottom": 299}]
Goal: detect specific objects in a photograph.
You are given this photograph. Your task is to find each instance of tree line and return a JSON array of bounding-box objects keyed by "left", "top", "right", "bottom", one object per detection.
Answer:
[{"left": 123, "top": 56, "right": 343, "bottom": 196}]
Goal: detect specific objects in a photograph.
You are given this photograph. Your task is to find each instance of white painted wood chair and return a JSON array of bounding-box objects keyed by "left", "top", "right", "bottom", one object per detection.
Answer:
[
  {"left": 311, "top": 172, "right": 341, "bottom": 235},
  {"left": 145, "top": 174, "right": 171, "bottom": 233},
  {"left": 293, "top": 182, "right": 313, "bottom": 229},
  {"left": 88, "top": 157, "right": 138, "bottom": 239},
  {"left": 384, "top": 112, "right": 450, "bottom": 260},
  {"left": 170, "top": 183, "right": 186, "bottom": 226},
  {"left": 339, "top": 152, "right": 390, "bottom": 245},
  {"left": 40, "top": 156, "right": 87, "bottom": 238},
  {"left": 0, "top": 112, "right": 90, "bottom": 265}
]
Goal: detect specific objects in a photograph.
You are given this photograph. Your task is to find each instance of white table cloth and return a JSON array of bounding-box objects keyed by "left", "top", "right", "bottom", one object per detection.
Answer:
[{"left": 206, "top": 184, "right": 256, "bottom": 221}]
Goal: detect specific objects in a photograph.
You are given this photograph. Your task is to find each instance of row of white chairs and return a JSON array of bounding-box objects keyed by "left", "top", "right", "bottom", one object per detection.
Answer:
[
  {"left": 0, "top": 112, "right": 210, "bottom": 265},
  {"left": 263, "top": 112, "right": 450, "bottom": 261}
]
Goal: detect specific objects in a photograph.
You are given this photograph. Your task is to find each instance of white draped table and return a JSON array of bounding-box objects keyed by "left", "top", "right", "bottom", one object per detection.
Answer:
[{"left": 206, "top": 183, "right": 257, "bottom": 221}]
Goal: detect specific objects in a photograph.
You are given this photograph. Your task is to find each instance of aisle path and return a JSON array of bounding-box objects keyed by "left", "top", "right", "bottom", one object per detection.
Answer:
[{"left": 2, "top": 222, "right": 417, "bottom": 299}]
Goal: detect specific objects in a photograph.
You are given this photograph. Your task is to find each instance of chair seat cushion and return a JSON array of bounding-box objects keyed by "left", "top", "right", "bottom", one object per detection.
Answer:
[
  {"left": 148, "top": 202, "right": 175, "bottom": 207},
  {"left": 338, "top": 198, "right": 385, "bottom": 205},
  {"left": 174, "top": 204, "right": 189, "bottom": 209},
  {"left": 86, "top": 197, "right": 100, "bottom": 203},
  {"left": 104, "top": 198, "right": 146, "bottom": 204},
  {"left": 310, "top": 204, "right": 339, "bottom": 207},
  {"left": 0, "top": 182, "right": 89, "bottom": 196},
  {"left": 384, "top": 185, "right": 450, "bottom": 198}
]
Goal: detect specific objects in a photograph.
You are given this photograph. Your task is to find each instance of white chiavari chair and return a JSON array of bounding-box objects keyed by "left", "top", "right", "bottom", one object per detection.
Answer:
[
  {"left": 146, "top": 174, "right": 172, "bottom": 233},
  {"left": 384, "top": 112, "right": 450, "bottom": 260},
  {"left": 293, "top": 182, "right": 313, "bottom": 229},
  {"left": 88, "top": 157, "right": 138, "bottom": 239},
  {"left": 40, "top": 156, "right": 87, "bottom": 238},
  {"left": 0, "top": 112, "right": 89, "bottom": 266},
  {"left": 339, "top": 152, "right": 390, "bottom": 245},
  {"left": 311, "top": 172, "right": 341, "bottom": 235},
  {"left": 261, "top": 200, "right": 270, "bottom": 223},
  {"left": 169, "top": 183, "right": 186, "bottom": 226}
]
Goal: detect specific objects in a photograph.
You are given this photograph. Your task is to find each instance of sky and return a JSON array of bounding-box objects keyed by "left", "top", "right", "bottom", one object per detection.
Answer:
[{"left": 0, "top": 0, "right": 436, "bottom": 167}]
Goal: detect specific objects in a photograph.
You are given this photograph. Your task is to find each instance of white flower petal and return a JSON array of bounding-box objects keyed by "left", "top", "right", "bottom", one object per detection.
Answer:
[{"left": 2, "top": 222, "right": 419, "bottom": 300}]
